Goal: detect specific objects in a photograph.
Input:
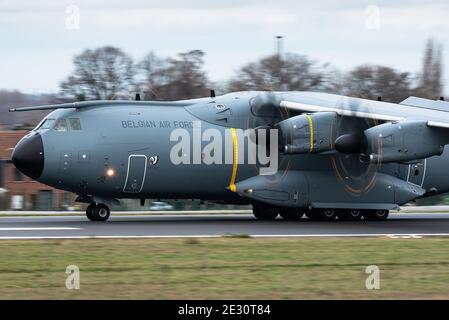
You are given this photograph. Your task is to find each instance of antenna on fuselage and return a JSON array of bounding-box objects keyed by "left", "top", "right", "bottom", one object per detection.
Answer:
[
  {"left": 135, "top": 93, "right": 141, "bottom": 101},
  {"left": 210, "top": 90, "right": 216, "bottom": 98}
]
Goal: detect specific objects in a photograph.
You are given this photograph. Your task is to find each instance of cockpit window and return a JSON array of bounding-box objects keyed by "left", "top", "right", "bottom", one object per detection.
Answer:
[
  {"left": 69, "top": 118, "right": 82, "bottom": 131},
  {"left": 54, "top": 119, "right": 68, "bottom": 132},
  {"left": 38, "top": 119, "right": 55, "bottom": 130}
]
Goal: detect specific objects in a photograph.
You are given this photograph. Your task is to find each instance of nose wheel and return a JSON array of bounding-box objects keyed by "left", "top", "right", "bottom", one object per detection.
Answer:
[{"left": 86, "top": 203, "right": 110, "bottom": 221}]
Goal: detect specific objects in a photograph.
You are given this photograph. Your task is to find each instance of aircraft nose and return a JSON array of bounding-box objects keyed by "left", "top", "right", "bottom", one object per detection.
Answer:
[{"left": 11, "top": 132, "right": 44, "bottom": 180}]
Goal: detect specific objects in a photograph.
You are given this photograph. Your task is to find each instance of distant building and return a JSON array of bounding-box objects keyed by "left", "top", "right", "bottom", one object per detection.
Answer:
[{"left": 0, "top": 129, "right": 75, "bottom": 210}]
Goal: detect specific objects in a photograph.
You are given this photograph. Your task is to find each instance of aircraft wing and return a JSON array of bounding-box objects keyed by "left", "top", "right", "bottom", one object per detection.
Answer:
[
  {"left": 274, "top": 92, "right": 449, "bottom": 164},
  {"left": 8, "top": 100, "right": 190, "bottom": 112},
  {"left": 399, "top": 96, "right": 449, "bottom": 112},
  {"left": 278, "top": 93, "right": 449, "bottom": 129},
  {"left": 279, "top": 100, "right": 403, "bottom": 122}
]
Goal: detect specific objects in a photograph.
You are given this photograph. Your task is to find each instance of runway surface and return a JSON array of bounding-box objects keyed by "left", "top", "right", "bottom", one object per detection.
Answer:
[{"left": 2, "top": 212, "right": 449, "bottom": 239}]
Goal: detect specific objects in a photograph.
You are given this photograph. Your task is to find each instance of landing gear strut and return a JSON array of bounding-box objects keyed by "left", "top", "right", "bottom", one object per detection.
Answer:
[{"left": 86, "top": 203, "right": 110, "bottom": 222}]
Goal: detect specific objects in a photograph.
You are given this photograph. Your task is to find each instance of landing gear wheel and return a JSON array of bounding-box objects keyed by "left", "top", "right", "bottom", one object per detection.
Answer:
[
  {"left": 252, "top": 204, "right": 278, "bottom": 221},
  {"left": 93, "top": 204, "right": 110, "bottom": 222},
  {"left": 86, "top": 203, "right": 110, "bottom": 222},
  {"left": 279, "top": 208, "right": 303, "bottom": 220},
  {"left": 305, "top": 208, "right": 336, "bottom": 221},
  {"left": 86, "top": 203, "right": 96, "bottom": 221},
  {"left": 320, "top": 208, "right": 337, "bottom": 221},
  {"left": 338, "top": 209, "right": 362, "bottom": 221},
  {"left": 304, "top": 209, "right": 315, "bottom": 220},
  {"left": 363, "top": 209, "right": 389, "bottom": 221}
]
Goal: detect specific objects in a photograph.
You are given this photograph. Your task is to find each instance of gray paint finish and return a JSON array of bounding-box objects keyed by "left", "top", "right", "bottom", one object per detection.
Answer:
[{"left": 10, "top": 91, "right": 449, "bottom": 211}]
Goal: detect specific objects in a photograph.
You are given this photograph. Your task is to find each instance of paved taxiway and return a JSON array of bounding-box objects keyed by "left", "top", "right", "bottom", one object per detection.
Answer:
[{"left": 1, "top": 212, "right": 449, "bottom": 239}]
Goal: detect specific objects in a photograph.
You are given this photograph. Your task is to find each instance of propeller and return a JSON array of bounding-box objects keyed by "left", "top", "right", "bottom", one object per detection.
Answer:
[
  {"left": 334, "top": 133, "right": 366, "bottom": 154},
  {"left": 244, "top": 92, "right": 291, "bottom": 177},
  {"left": 330, "top": 116, "right": 381, "bottom": 195},
  {"left": 244, "top": 93, "right": 382, "bottom": 196}
]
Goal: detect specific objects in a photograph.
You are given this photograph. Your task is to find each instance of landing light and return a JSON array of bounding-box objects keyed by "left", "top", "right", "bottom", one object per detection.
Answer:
[{"left": 106, "top": 168, "right": 115, "bottom": 177}]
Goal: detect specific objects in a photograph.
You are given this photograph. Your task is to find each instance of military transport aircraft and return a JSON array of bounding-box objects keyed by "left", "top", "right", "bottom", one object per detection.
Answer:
[{"left": 9, "top": 91, "right": 449, "bottom": 222}]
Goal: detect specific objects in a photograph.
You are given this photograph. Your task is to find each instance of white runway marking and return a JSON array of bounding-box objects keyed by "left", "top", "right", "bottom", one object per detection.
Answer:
[
  {"left": 0, "top": 227, "right": 81, "bottom": 231},
  {"left": 0, "top": 232, "right": 448, "bottom": 240}
]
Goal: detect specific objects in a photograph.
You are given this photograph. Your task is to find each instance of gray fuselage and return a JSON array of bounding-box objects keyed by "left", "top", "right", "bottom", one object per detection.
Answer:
[{"left": 13, "top": 91, "right": 449, "bottom": 209}]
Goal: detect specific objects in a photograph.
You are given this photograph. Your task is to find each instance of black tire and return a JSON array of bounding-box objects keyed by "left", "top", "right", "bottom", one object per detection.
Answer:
[
  {"left": 337, "top": 209, "right": 362, "bottom": 221},
  {"left": 320, "top": 208, "right": 337, "bottom": 221},
  {"left": 279, "top": 208, "right": 303, "bottom": 220},
  {"left": 306, "top": 208, "right": 336, "bottom": 221},
  {"left": 363, "top": 209, "right": 389, "bottom": 221},
  {"left": 86, "top": 203, "right": 96, "bottom": 221},
  {"left": 92, "top": 204, "right": 110, "bottom": 222},
  {"left": 252, "top": 204, "right": 278, "bottom": 220},
  {"left": 304, "top": 209, "right": 315, "bottom": 220}
]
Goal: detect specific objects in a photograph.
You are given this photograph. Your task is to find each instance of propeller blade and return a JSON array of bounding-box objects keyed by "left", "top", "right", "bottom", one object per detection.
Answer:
[{"left": 334, "top": 134, "right": 365, "bottom": 154}]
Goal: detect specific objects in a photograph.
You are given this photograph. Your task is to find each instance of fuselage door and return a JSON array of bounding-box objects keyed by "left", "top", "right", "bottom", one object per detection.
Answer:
[{"left": 123, "top": 155, "right": 147, "bottom": 193}]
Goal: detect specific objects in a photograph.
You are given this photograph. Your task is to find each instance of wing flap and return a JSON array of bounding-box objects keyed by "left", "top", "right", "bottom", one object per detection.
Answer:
[{"left": 399, "top": 96, "right": 449, "bottom": 112}]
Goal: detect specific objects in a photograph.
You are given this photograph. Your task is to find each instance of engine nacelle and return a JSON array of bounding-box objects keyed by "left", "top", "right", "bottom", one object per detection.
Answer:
[
  {"left": 364, "top": 121, "right": 445, "bottom": 163},
  {"left": 276, "top": 112, "right": 338, "bottom": 154}
]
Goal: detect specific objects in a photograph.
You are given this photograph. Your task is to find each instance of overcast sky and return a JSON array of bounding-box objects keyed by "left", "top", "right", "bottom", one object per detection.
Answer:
[{"left": 1, "top": 0, "right": 449, "bottom": 94}]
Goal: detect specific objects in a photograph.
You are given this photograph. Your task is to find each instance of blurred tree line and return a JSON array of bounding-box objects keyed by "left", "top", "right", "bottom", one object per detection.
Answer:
[
  {"left": 0, "top": 38, "right": 444, "bottom": 126},
  {"left": 59, "top": 47, "right": 209, "bottom": 101},
  {"left": 57, "top": 38, "right": 444, "bottom": 104}
]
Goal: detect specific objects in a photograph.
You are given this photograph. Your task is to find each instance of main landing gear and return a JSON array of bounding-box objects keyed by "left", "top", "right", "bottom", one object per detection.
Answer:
[
  {"left": 251, "top": 204, "right": 389, "bottom": 221},
  {"left": 252, "top": 203, "right": 303, "bottom": 221},
  {"left": 361, "top": 209, "right": 389, "bottom": 221},
  {"left": 86, "top": 203, "right": 111, "bottom": 221}
]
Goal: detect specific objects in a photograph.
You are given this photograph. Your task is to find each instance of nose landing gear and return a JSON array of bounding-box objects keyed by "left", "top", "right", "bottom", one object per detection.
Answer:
[{"left": 86, "top": 203, "right": 110, "bottom": 221}]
